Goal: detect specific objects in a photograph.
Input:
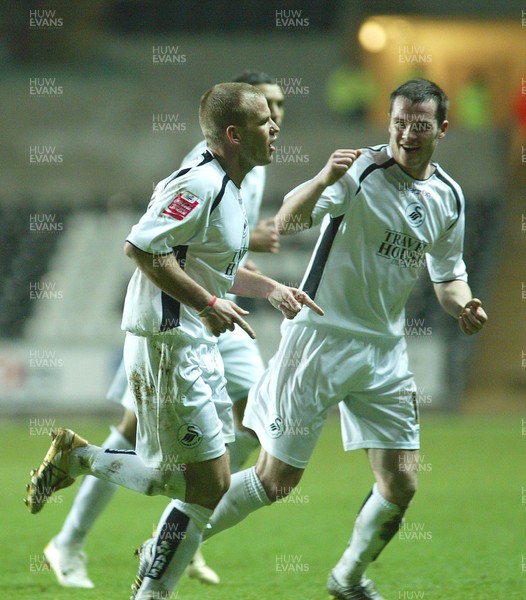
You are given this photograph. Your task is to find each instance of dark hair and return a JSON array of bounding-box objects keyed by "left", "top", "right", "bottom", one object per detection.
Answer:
[
  {"left": 199, "top": 82, "right": 265, "bottom": 147},
  {"left": 232, "top": 70, "right": 274, "bottom": 86},
  {"left": 390, "top": 79, "right": 449, "bottom": 123}
]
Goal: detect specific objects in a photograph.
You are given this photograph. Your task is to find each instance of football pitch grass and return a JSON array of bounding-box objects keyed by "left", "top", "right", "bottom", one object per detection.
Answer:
[{"left": 3, "top": 413, "right": 524, "bottom": 600}]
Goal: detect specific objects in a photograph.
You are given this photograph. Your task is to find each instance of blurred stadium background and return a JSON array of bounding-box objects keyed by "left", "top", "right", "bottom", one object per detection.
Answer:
[
  {"left": 2, "top": 2, "right": 526, "bottom": 599},
  {"left": 1, "top": 1, "right": 524, "bottom": 417}
]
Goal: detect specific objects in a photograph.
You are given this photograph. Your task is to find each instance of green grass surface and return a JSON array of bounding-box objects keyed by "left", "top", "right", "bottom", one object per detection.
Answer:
[{"left": 2, "top": 414, "right": 524, "bottom": 599}]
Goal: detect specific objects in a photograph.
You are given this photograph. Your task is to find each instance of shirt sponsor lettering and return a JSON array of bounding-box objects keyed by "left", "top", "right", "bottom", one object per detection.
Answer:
[{"left": 377, "top": 229, "right": 429, "bottom": 267}]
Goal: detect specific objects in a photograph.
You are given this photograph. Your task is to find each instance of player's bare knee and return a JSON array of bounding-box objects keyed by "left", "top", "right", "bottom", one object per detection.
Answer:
[
  {"left": 397, "top": 481, "right": 417, "bottom": 506},
  {"left": 194, "top": 481, "right": 229, "bottom": 509},
  {"left": 185, "top": 471, "right": 230, "bottom": 509},
  {"left": 258, "top": 470, "right": 302, "bottom": 503},
  {"left": 255, "top": 450, "right": 304, "bottom": 502},
  {"left": 384, "top": 474, "right": 417, "bottom": 507},
  {"left": 214, "top": 473, "right": 231, "bottom": 500}
]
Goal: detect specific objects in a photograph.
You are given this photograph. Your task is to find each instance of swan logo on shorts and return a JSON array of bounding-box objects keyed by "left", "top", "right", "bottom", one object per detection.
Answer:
[
  {"left": 177, "top": 423, "right": 203, "bottom": 448},
  {"left": 268, "top": 414, "right": 284, "bottom": 439}
]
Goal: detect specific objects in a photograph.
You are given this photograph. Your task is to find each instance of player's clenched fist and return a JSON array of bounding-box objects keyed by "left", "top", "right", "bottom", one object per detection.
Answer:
[
  {"left": 317, "top": 149, "right": 362, "bottom": 187},
  {"left": 200, "top": 298, "right": 256, "bottom": 339},
  {"left": 267, "top": 284, "right": 324, "bottom": 320},
  {"left": 458, "top": 298, "right": 487, "bottom": 335},
  {"left": 249, "top": 218, "right": 280, "bottom": 254}
]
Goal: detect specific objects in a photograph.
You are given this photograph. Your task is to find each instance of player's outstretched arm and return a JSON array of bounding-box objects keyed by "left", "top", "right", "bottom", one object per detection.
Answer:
[
  {"left": 230, "top": 266, "right": 324, "bottom": 320},
  {"left": 124, "top": 242, "right": 255, "bottom": 338},
  {"left": 275, "top": 149, "right": 361, "bottom": 235},
  {"left": 433, "top": 280, "right": 488, "bottom": 335}
]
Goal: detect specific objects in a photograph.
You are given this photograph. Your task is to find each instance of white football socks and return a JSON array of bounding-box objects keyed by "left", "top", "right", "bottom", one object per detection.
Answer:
[
  {"left": 203, "top": 466, "right": 271, "bottom": 541},
  {"left": 137, "top": 499, "right": 212, "bottom": 598},
  {"left": 70, "top": 443, "right": 186, "bottom": 500},
  {"left": 332, "top": 483, "right": 406, "bottom": 586},
  {"left": 228, "top": 429, "right": 260, "bottom": 473},
  {"left": 54, "top": 426, "right": 133, "bottom": 548}
]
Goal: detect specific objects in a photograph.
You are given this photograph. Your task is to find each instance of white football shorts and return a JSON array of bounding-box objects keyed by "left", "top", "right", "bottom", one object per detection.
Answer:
[
  {"left": 217, "top": 325, "right": 265, "bottom": 402},
  {"left": 108, "top": 324, "right": 264, "bottom": 412},
  {"left": 244, "top": 322, "right": 420, "bottom": 469},
  {"left": 123, "top": 331, "right": 233, "bottom": 467}
]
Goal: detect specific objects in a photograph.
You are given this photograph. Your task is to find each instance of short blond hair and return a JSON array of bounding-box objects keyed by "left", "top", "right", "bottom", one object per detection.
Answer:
[{"left": 199, "top": 82, "right": 265, "bottom": 148}]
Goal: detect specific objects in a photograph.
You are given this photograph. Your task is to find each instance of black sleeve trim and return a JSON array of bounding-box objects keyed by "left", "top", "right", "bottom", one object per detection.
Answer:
[
  {"left": 430, "top": 278, "right": 466, "bottom": 284},
  {"left": 210, "top": 174, "right": 230, "bottom": 214},
  {"left": 362, "top": 144, "right": 388, "bottom": 152},
  {"left": 355, "top": 157, "right": 396, "bottom": 196},
  {"left": 434, "top": 169, "right": 462, "bottom": 230},
  {"left": 303, "top": 215, "right": 344, "bottom": 299},
  {"left": 160, "top": 245, "right": 189, "bottom": 331},
  {"left": 162, "top": 150, "right": 215, "bottom": 191},
  {"left": 124, "top": 240, "right": 164, "bottom": 256}
]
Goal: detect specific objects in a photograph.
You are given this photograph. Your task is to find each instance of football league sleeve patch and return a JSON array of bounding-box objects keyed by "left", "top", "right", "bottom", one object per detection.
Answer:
[{"left": 162, "top": 191, "right": 201, "bottom": 221}]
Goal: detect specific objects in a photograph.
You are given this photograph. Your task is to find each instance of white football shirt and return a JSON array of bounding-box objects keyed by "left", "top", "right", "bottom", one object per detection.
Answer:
[
  {"left": 288, "top": 144, "right": 467, "bottom": 339},
  {"left": 182, "top": 140, "right": 266, "bottom": 230},
  {"left": 121, "top": 150, "right": 249, "bottom": 341}
]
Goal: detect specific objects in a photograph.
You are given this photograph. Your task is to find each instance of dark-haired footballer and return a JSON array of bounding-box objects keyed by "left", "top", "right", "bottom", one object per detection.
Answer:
[{"left": 195, "top": 79, "right": 488, "bottom": 600}]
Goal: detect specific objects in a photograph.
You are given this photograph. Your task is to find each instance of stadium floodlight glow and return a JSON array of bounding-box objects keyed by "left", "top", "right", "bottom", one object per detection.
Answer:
[{"left": 358, "top": 20, "right": 387, "bottom": 53}]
